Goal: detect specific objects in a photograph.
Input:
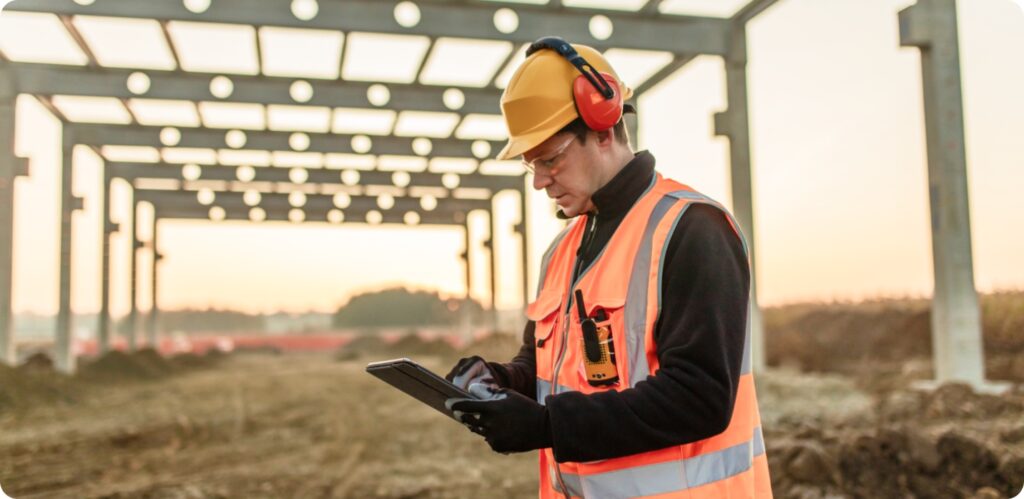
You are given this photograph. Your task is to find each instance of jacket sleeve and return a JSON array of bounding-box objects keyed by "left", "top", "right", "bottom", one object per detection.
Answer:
[
  {"left": 545, "top": 204, "right": 750, "bottom": 463},
  {"left": 487, "top": 321, "right": 538, "bottom": 398}
]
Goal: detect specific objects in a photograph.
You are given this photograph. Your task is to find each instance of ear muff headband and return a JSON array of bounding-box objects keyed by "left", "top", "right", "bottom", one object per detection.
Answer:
[{"left": 526, "top": 36, "right": 624, "bottom": 131}]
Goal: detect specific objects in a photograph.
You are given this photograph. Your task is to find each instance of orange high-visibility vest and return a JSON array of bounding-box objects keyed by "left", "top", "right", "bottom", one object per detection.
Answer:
[{"left": 526, "top": 174, "right": 771, "bottom": 498}]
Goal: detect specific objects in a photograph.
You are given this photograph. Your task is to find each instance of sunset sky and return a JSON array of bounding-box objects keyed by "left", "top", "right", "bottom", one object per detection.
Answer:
[{"left": 3, "top": 0, "right": 1023, "bottom": 316}]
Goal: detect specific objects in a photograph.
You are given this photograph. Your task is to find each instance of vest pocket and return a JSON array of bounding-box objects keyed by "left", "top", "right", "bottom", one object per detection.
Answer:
[{"left": 573, "top": 298, "right": 626, "bottom": 393}]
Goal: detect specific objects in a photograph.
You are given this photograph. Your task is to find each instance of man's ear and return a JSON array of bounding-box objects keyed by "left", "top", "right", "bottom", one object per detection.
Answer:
[{"left": 594, "top": 129, "right": 615, "bottom": 148}]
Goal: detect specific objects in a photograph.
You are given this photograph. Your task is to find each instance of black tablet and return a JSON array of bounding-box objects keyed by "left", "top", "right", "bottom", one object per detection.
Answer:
[{"left": 366, "top": 358, "right": 474, "bottom": 421}]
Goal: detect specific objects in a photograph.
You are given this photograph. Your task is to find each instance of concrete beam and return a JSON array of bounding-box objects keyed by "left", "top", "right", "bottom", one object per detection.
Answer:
[
  {"left": 69, "top": 123, "right": 504, "bottom": 159},
  {"left": 4, "top": 62, "right": 502, "bottom": 116},
  {"left": 899, "top": 0, "right": 987, "bottom": 387},
  {"left": 8, "top": 0, "right": 731, "bottom": 55},
  {"left": 108, "top": 162, "right": 523, "bottom": 192},
  {"left": 135, "top": 188, "right": 490, "bottom": 222}
]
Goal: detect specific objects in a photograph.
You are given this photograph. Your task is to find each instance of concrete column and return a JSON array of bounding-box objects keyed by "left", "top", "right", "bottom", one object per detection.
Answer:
[
  {"left": 899, "top": 0, "right": 986, "bottom": 386},
  {"left": 517, "top": 184, "right": 530, "bottom": 307},
  {"left": 0, "top": 70, "right": 21, "bottom": 366},
  {"left": 56, "top": 130, "right": 83, "bottom": 373},
  {"left": 148, "top": 217, "right": 160, "bottom": 348},
  {"left": 127, "top": 197, "right": 139, "bottom": 352},
  {"left": 485, "top": 208, "right": 498, "bottom": 311},
  {"left": 714, "top": 24, "right": 765, "bottom": 373},
  {"left": 98, "top": 166, "right": 116, "bottom": 355},
  {"left": 461, "top": 221, "right": 472, "bottom": 300}
]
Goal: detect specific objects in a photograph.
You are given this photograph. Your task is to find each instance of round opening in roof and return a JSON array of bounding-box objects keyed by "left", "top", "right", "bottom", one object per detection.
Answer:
[
  {"left": 404, "top": 211, "right": 421, "bottom": 226},
  {"left": 392, "top": 171, "right": 411, "bottom": 188},
  {"left": 197, "top": 189, "right": 216, "bottom": 205},
  {"left": 443, "top": 88, "right": 465, "bottom": 111},
  {"left": 160, "top": 127, "right": 181, "bottom": 147},
  {"left": 289, "top": 132, "right": 311, "bottom": 152},
  {"left": 74, "top": 0, "right": 95, "bottom": 5},
  {"left": 183, "top": 0, "right": 210, "bottom": 14},
  {"left": 289, "top": 167, "right": 309, "bottom": 184},
  {"left": 341, "top": 170, "right": 360, "bottom": 186},
  {"left": 243, "top": 189, "right": 262, "bottom": 206},
  {"left": 333, "top": 192, "right": 352, "bottom": 208},
  {"left": 471, "top": 140, "right": 491, "bottom": 159},
  {"left": 493, "top": 8, "right": 519, "bottom": 34},
  {"left": 412, "top": 138, "right": 432, "bottom": 156},
  {"left": 126, "top": 72, "right": 150, "bottom": 95},
  {"left": 366, "top": 210, "right": 383, "bottom": 225},
  {"left": 288, "top": 191, "right": 307, "bottom": 207},
  {"left": 225, "top": 129, "right": 247, "bottom": 149},
  {"left": 367, "top": 84, "right": 390, "bottom": 107},
  {"left": 394, "top": 2, "right": 421, "bottom": 28},
  {"left": 442, "top": 173, "right": 460, "bottom": 189},
  {"left": 290, "top": 80, "right": 314, "bottom": 103},
  {"left": 236, "top": 165, "right": 256, "bottom": 182},
  {"left": 589, "top": 15, "right": 614, "bottom": 40},
  {"left": 351, "top": 135, "right": 372, "bottom": 154},
  {"left": 289, "top": 208, "right": 306, "bottom": 223},
  {"left": 210, "top": 76, "right": 234, "bottom": 99},
  {"left": 249, "top": 207, "right": 266, "bottom": 222},
  {"left": 327, "top": 209, "right": 345, "bottom": 224},
  {"left": 182, "top": 164, "right": 202, "bottom": 181},
  {"left": 377, "top": 194, "right": 395, "bottom": 210},
  {"left": 291, "top": 0, "right": 319, "bottom": 21},
  {"left": 209, "top": 206, "right": 226, "bottom": 221},
  {"left": 420, "top": 195, "right": 437, "bottom": 211}
]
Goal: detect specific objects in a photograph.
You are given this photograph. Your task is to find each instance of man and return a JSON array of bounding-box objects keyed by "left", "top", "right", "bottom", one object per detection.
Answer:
[{"left": 446, "top": 37, "right": 772, "bottom": 498}]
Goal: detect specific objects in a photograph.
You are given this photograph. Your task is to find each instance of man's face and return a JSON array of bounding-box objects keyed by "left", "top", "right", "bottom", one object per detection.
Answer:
[{"left": 523, "top": 131, "right": 603, "bottom": 218}]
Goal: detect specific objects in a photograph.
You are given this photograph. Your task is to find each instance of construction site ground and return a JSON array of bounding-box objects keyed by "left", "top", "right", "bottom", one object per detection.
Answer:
[{"left": 2, "top": 294, "right": 1024, "bottom": 499}]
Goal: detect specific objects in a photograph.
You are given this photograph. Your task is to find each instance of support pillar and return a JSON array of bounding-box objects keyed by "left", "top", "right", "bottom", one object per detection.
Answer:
[
  {"left": 0, "top": 70, "right": 24, "bottom": 366},
  {"left": 714, "top": 23, "right": 765, "bottom": 373},
  {"left": 148, "top": 217, "right": 161, "bottom": 349},
  {"left": 127, "top": 197, "right": 139, "bottom": 352},
  {"left": 484, "top": 209, "right": 498, "bottom": 311},
  {"left": 460, "top": 219, "right": 473, "bottom": 342},
  {"left": 98, "top": 165, "right": 116, "bottom": 355},
  {"left": 56, "top": 130, "right": 83, "bottom": 373},
  {"left": 517, "top": 184, "right": 530, "bottom": 307},
  {"left": 899, "top": 0, "right": 991, "bottom": 388}
]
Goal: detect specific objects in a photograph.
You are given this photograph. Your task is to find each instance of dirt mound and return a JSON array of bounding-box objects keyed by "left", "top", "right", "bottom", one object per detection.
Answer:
[
  {"left": 78, "top": 349, "right": 176, "bottom": 383},
  {"left": 17, "top": 352, "right": 55, "bottom": 373},
  {"left": 0, "top": 363, "right": 77, "bottom": 412},
  {"left": 765, "top": 291, "right": 1024, "bottom": 383}
]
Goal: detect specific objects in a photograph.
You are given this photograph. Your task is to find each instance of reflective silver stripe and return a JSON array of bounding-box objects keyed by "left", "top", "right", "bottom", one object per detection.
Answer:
[
  {"left": 536, "top": 223, "right": 575, "bottom": 297},
  {"left": 553, "top": 427, "right": 766, "bottom": 497},
  {"left": 623, "top": 195, "right": 679, "bottom": 388},
  {"left": 660, "top": 191, "right": 754, "bottom": 376},
  {"left": 536, "top": 378, "right": 575, "bottom": 406},
  {"left": 551, "top": 465, "right": 586, "bottom": 497}
]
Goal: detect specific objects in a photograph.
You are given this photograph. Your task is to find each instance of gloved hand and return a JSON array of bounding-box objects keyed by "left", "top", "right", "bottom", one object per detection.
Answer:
[
  {"left": 445, "top": 355, "right": 498, "bottom": 390},
  {"left": 445, "top": 383, "right": 552, "bottom": 454}
]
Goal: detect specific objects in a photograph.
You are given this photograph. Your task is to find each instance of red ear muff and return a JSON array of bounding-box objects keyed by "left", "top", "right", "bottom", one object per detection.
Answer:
[{"left": 573, "top": 71, "right": 623, "bottom": 132}]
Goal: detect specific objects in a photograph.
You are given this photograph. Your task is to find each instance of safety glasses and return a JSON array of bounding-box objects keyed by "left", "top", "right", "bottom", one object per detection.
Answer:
[{"left": 522, "top": 134, "right": 577, "bottom": 175}]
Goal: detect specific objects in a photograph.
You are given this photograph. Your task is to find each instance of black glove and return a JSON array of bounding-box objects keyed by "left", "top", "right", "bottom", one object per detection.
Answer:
[
  {"left": 446, "top": 384, "right": 553, "bottom": 454},
  {"left": 445, "top": 355, "right": 498, "bottom": 390}
]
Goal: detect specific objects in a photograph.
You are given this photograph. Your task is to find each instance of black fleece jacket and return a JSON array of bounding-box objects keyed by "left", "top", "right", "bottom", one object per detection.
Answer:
[{"left": 488, "top": 151, "right": 751, "bottom": 463}]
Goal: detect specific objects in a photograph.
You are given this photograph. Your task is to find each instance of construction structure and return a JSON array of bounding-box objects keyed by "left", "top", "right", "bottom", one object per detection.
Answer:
[{"left": 0, "top": 0, "right": 993, "bottom": 389}]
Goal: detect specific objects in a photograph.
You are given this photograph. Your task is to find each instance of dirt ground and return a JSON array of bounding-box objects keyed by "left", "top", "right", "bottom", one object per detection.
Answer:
[{"left": 1, "top": 323, "right": 1023, "bottom": 498}]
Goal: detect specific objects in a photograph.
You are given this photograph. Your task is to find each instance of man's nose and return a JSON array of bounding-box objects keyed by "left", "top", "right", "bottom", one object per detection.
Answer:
[{"left": 532, "top": 171, "right": 552, "bottom": 191}]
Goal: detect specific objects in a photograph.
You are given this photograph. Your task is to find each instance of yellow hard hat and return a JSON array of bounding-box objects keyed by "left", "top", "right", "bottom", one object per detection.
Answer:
[{"left": 496, "top": 41, "right": 633, "bottom": 160}]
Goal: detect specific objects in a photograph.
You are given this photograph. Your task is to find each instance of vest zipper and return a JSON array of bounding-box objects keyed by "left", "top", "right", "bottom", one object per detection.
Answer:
[{"left": 550, "top": 212, "right": 598, "bottom": 496}]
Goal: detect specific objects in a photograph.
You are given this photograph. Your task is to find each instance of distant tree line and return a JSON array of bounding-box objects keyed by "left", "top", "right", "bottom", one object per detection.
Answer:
[{"left": 332, "top": 287, "right": 484, "bottom": 328}]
